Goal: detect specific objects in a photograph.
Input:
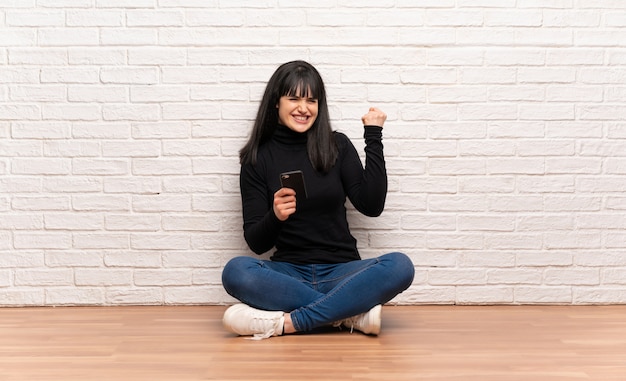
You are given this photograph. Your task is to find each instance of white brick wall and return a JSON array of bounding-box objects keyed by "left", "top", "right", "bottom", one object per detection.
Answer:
[{"left": 1, "top": 2, "right": 626, "bottom": 306}]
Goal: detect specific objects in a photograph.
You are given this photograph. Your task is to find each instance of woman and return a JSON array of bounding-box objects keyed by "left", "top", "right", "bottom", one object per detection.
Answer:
[{"left": 221, "top": 60, "right": 414, "bottom": 339}]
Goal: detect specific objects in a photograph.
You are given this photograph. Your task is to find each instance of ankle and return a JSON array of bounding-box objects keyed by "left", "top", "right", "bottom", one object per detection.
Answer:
[{"left": 283, "top": 313, "right": 296, "bottom": 334}]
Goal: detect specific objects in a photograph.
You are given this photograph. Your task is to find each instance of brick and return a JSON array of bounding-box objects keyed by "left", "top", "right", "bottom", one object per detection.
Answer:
[
  {"left": 134, "top": 269, "right": 191, "bottom": 286},
  {"left": 429, "top": 269, "right": 486, "bottom": 285},
  {"left": 484, "top": 49, "right": 545, "bottom": 66},
  {"left": 489, "top": 85, "right": 545, "bottom": 102},
  {"left": 75, "top": 269, "right": 133, "bottom": 286},
  {"left": 102, "top": 141, "right": 161, "bottom": 157},
  {"left": 106, "top": 288, "right": 163, "bottom": 306},
  {"left": 456, "top": 287, "right": 514, "bottom": 304},
  {"left": 162, "top": 140, "right": 220, "bottom": 156},
  {"left": 400, "top": 177, "right": 457, "bottom": 194},
  {"left": 73, "top": 233, "right": 129, "bottom": 249},
  {"left": 515, "top": 287, "right": 572, "bottom": 304},
  {"left": 399, "top": 28, "right": 455, "bottom": 45},
  {"left": 12, "top": 196, "right": 69, "bottom": 211},
  {"left": 100, "top": 28, "right": 157, "bottom": 46},
  {"left": 45, "top": 251, "right": 103, "bottom": 267},
  {"left": 9, "top": 86, "right": 66, "bottom": 102},
  {"left": 68, "top": 86, "right": 127, "bottom": 102},
  {"left": 38, "top": 28, "right": 99, "bottom": 46},
  {"left": 162, "top": 215, "right": 220, "bottom": 232},
  {"left": 103, "top": 177, "right": 161, "bottom": 194},
  {"left": 368, "top": 10, "right": 425, "bottom": 27},
  {"left": 517, "top": 215, "right": 575, "bottom": 231},
  {"left": 72, "top": 159, "right": 129, "bottom": 176},
  {"left": 42, "top": 104, "right": 101, "bottom": 121},
  {"left": 488, "top": 195, "right": 544, "bottom": 212},
  {"left": 459, "top": 176, "right": 515, "bottom": 194},
  {"left": 0, "top": 290, "right": 45, "bottom": 307},
  {"left": 485, "top": 234, "right": 543, "bottom": 250},
  {"left": 186, "top": 10, "right": 246, "bottom": 27},
  {"left": 191, "top": 269, "right": 222, "bottom": 285},
  {"left": 0, "top": 251, "right": 44, "bottom": 268},
  {"left": 0, "top": 29, "right": 36, "bottom": 46},
  {"left": 0, "top": 105, "right": 40, "bottom": 120},
  {"left": 132, "top": 158, "right": 192, "bottom": 175},
  {"left": 394, "top": 286, "right": 456, "bottom": 305},
  {"left": 574, "top": 288, "right": 626, "bottom": 304},
  {"left": 66, "top": 10, "right": 123, "bottom": 27},
  {"left": 44, "top": 177, "right": 103, "bottom": 193},
  {"left": 44, "top": 213, "right": 104, "bottom": 230},
  {"left": 100, "top": 67, "right": 159, "bottom": 84},
  {"left": 161, "top": 103, "right": 221, "bottom": 120},
  {"left": 72, "top": 122, "right": 131, "bottom": 139},
  {"left": 429, "top": 159, "right": 486, "bottom": 175},
  {"left": 6, "top": 10, "right": 64, "bottom": 26},
  {"left": 544, "top": 232, "right": 602, "bottom": 249},
  {"left": 131, "top": 122, "right": 190, "bottom": 139},
  {"left": 104, "top": 252, "right": 162, "bottom": 268},
  {"left": 126, "top": 10, "right": 184, "bottom": 27},
  {"left": 104, "top": 214, "right": 160, "bottom": 231},
  {"left": 544, "top": 268, "right": 600, "bottom": 285},
  {"left": 15, "top": 269, "right": 73, "bottom": 286},
  {"left": 164, "top": 287, "right": 221, "bottom": 305},
  {"left": 458, "top": 215, "right": 515, "bottom": 232},
  {"left": 163, "top": 251, "right": 221, "bottom": 268},
  {"left": 44, "top": 141, "right": 101, "bottom": 157},
  {"left": 132, "top": 195, "right": 191, "bottom": 212},
  {"left": 488, "top": 121, "right": 545, "bottom": 138},
  {"left": 131, "top": 85, "right": 189, "bottom": 102},
  {"left": 427, "top": 234, "right": 484, "bottom": 250},
  {"left": 68, "top": 48, "right": 126, "bottom": 65},
  {"left": 72, "top": 195, "right": 130, "bottom": 211},
  {"left": 4, "top": 143, "right": 39, "bottom": 163},
  {"left": 544, "top": 10, "right": 600, "bottom": 27},
  {"left": 401, "top": 214, "right": 456, "bottom": 231},
  {"left": 10, "top": 85, "right": 65, "bottom": 102},
  {"left": 45, "top": 289, "right": 105, "bottom": 306},
  {"left": 459, "top": 104, "right": 518, "bottom": 120},
  {"left": 429, "top": 195, "right": 488, "bottom": 212},
  {"left": 516, "top": 251, "right": 573, "bottom": 267},
  {"left": 485, "top": 10, "right": 542, "bottom": 27},
  {"left": 130, "top": 234, "right": 190, "bottom": 250}
]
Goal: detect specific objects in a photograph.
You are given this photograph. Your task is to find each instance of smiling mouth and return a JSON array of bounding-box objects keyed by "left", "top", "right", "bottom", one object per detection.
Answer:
[{"left": 293, "top": 115, "right": 309, "bottom": 122}]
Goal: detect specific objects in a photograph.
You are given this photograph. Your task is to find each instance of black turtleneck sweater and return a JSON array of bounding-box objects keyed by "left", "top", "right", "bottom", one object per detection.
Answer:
[{"left": 239, "top": 124, "right": 387, "bottom": 264}]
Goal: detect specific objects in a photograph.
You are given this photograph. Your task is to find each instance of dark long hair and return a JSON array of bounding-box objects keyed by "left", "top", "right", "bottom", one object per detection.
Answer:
[{"left": 239, "top": 60, "right": 338, "bottom": 173}]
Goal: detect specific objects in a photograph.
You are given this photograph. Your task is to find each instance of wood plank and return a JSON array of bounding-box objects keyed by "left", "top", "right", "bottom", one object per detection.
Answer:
[{"left": 0, "top": 305, "right": 625, "bottom": 380}]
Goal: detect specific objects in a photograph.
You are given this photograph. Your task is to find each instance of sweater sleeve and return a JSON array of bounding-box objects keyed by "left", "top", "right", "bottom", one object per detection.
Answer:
[
  {"left": 239, "top": 163, "right": 282, "bottom": 254},
  {"left": 340, "top": 126, "right": 388, "bottom": 217}
]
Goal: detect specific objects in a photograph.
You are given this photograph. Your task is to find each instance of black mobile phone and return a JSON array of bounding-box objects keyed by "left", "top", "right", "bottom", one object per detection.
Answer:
[{"left": 279, "top": 170, "right": 308, "bottom": 199}]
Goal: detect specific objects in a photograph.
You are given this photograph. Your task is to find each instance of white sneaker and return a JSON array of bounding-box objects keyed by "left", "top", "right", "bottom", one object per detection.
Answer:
[
  {"left": 223, "top": 303, "right": 285, "bottom": 340},
  {"left": 334, "top": 304, "right": 382, "bottom": 335}
]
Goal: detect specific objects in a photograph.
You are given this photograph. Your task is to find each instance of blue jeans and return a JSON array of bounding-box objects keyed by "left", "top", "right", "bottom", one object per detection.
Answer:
[{"left": 221, "top": 252, "right": 415, "bottom": 332}]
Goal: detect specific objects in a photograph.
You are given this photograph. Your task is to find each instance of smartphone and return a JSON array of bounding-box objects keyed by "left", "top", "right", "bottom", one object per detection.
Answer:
[{"left": 279, "top": 170, "right": 308, "bottom": 199}]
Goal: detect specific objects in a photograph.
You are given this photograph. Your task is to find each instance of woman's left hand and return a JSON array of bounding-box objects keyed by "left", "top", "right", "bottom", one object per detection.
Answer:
[{"left": 361, "top": 107, "right": 386, "bottom": 128}]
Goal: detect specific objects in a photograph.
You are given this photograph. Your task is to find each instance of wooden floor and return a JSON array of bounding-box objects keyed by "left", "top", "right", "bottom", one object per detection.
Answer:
[{"left": 0, "top": 305, "right": 625, "bottom": 381}]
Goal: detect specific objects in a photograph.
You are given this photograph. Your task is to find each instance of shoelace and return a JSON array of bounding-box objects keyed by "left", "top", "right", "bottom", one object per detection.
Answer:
[
  {"left": 248, "top": 316, "right": 283, "bottom": 341},
  {"left": 344, "top": 317, "right": 357, "bottom": 333},
  {"left": 333, "top": 317, "right": 358, "bottom": 333}
]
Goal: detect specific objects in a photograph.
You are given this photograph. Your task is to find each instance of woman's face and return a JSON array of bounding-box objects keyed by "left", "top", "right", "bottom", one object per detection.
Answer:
[{"left": 277, "top": 88, "right": 318, "bottom": 133}]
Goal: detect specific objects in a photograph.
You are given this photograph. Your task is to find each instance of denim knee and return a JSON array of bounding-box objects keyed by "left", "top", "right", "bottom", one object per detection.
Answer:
[
  {"left": 382, "top": 252, "right": 415, "bottom": 290},
  {"left": 221, "top": 256, "right": 257, "bottom": 296}
]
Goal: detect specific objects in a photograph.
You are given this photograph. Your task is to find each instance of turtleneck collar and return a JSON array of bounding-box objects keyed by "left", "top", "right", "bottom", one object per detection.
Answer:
[{"left": 272, "top": 124, "right": 308, "bottom": 145}]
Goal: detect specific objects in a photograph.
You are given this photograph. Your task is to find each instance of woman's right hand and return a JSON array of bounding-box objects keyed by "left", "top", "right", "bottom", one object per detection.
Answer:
[
  {"left": 273, "top": 188, "right": 297, "bottom": 221},
  {"left": 361, "top": 107, "right": 386, "bottom": 128}
]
